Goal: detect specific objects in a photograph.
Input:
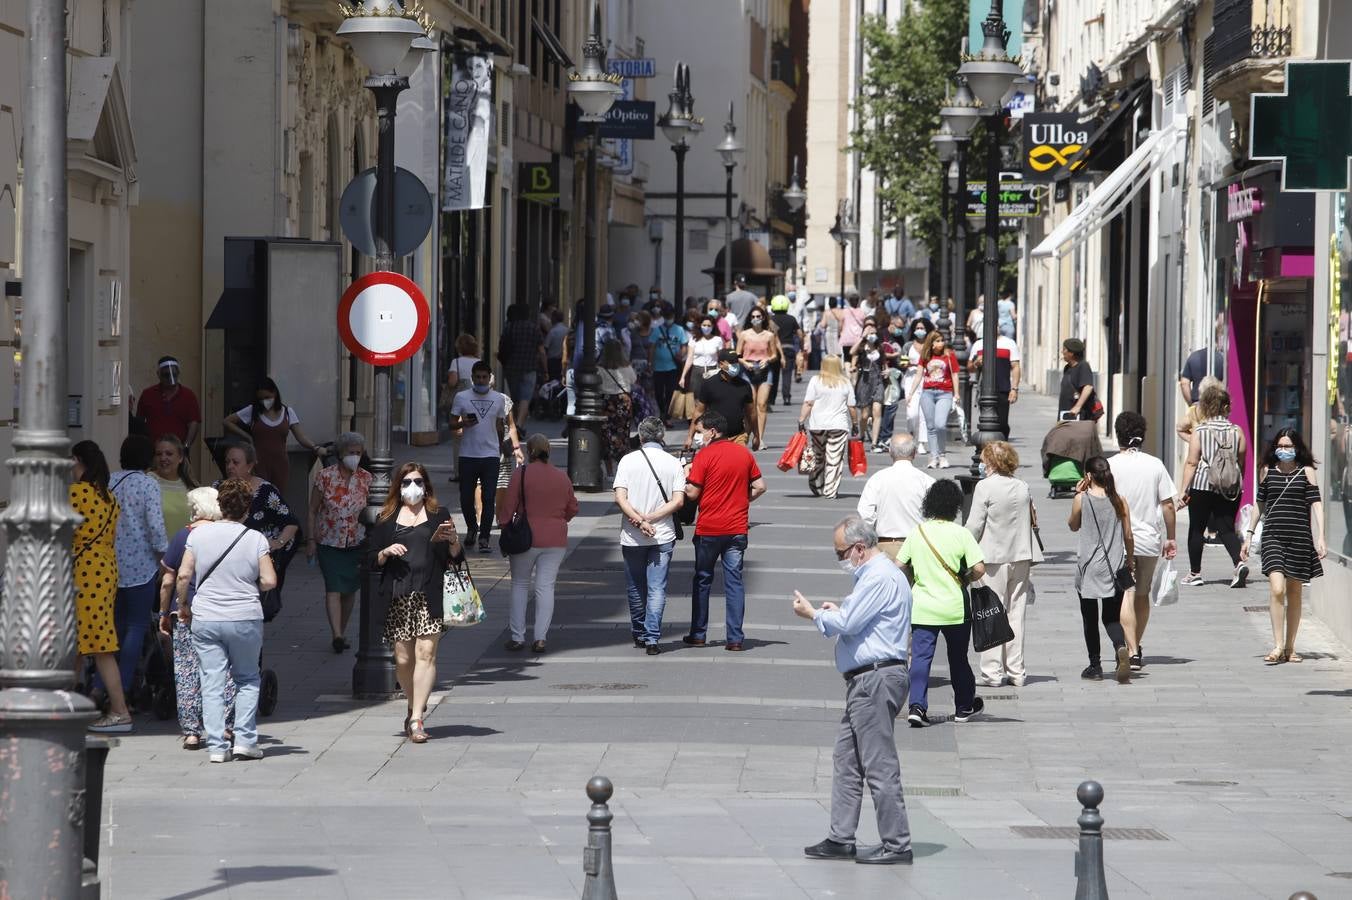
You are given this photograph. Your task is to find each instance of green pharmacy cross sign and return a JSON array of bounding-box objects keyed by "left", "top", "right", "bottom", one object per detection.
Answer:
[{"left": 1250, "top": 60, "right": 1352, "bottom": 192}]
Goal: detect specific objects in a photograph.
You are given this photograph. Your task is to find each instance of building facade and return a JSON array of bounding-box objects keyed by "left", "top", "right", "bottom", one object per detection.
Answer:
[{"left": 0, "top": 0, "right": 138, "bottom": 504}]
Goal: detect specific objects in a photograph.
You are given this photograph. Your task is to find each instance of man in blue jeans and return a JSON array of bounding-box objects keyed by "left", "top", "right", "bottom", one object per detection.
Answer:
[
  {"left": 682, "top": 411, "right": 767, "bottom": 651},
  {"left": 613, "top": 417, "right": 687, "bottom": 654}
]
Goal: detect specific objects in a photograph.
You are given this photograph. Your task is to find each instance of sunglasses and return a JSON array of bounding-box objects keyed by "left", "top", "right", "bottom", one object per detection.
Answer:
[
  {"left": 834, "top": 544, "right": 857, "bottom": 560},
  {"left": 401, "top": 477, "right": 425, "bottom": 487}
]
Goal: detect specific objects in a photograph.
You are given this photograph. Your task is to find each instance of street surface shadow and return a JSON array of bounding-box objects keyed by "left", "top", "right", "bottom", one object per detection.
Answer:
[
  {"left": 912, "top": 841, "right": 948, "bottom": 858},
  {"left": 1144, "top": 656, "right": 1194, "bottom": 665},
  {"left": 251, "top": 742, "right": 308, "bottom": 757},
  {"left": 162, "top": 865, "right": 336, "bottom": 900},
  {"left": 452, "top": 660, "right": 544, "bottom": 687},
  {"left": 1307, "top": 689, "right": 1352, "bottom": 697},
  {"left": 424, "top": 723, "right": 502, "bottom": 739},
  {"left": 1020, "top": 674, "right": 1059, "bottom": 685}
]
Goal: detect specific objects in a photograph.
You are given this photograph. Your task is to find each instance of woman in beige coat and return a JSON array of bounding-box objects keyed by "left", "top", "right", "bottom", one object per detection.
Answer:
[{"left": 967, "top": 441, "right": 1042, "bottom": 686}]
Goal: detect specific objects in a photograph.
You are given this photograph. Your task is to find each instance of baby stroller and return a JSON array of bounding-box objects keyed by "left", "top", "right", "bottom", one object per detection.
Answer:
[
  {"left": 1040, "top": 419, "right": 1102, "bottom": 499},
  {"left": 532, "top": 378, "right": 567, "bottom": 421}
]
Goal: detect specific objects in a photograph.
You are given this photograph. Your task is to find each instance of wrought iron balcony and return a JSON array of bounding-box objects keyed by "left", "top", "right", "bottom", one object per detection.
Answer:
[{"left": 1206, "top": 0, "right": 1292, "bottom": 78}]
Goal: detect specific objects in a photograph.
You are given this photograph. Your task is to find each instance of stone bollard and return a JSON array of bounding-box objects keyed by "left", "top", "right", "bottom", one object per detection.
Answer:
[
  {"left": 581, "top": 776, "right": 618, "bottom": 900},
  {"left": 1073, "top": 781, "right": 1109, "bottom": 900},
  {"left": 1288, "top": 893, "right": 1318, "bottom": 900}
]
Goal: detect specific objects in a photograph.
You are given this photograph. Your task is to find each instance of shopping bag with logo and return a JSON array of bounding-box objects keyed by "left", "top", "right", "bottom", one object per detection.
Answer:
[
  {"left": 848, "top": 438, "right": 868, "bottom": 477},
  {"left": 442, "top": 561, "right": 485, "bottom": 626},
  {"left": 968, "top": 583, "right": 1015, "bottom": 652},
  {"left": 777, "top": 430, "right": 807, "bottom": 472},
  {"left": 1152, "top": 561, "right": 1179, "bottom": 608}
]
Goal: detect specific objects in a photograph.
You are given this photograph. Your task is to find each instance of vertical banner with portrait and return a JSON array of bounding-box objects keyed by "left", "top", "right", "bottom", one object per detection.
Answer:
[{"left": 443, "top": 53, "right": 493, "bottom": 211}]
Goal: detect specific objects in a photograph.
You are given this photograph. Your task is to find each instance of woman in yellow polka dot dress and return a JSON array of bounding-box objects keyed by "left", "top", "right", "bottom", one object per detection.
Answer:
[{"left": 71, "top": 440, "right": 134, "bottom": 733}]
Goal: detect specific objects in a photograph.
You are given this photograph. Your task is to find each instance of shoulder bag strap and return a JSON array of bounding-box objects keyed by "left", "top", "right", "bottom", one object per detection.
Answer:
[
  {"left": 917, "top": 525, "right": 963, "bottom": 588},
  {"left": 1082, "top": 495, "right": 1123, "bottom": 576},
  {"left": 194, "top": 526, "right": 251, "bottom": 592},
  {"left": 601, "top": 367, "right": 632, "bottom": 399},
  {"left": 638, "top": 448, "right": 671, "bottom": 505},
  {"left": 1029, "top": 496, "right": 1045, "bottom": 552}
]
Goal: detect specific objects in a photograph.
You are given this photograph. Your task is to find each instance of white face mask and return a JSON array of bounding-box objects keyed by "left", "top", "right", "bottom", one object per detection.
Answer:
[
  {"left": 653, "top": 316, "right": 665, "bottom": 328},
  {"left": 261, "top": 398, "right": 275, "bottom": 411},
  {"left": 692, "top": 432, "right": 707, "bottom": 449},
  {"left": 837, "top": 555, "right": 859, "bottom": 576},
  {"left": 342, "top": 454, "right": 362, "bottom": 471},
  {"left": 400, "top": 483, "right": 425, "bottom": 505}
]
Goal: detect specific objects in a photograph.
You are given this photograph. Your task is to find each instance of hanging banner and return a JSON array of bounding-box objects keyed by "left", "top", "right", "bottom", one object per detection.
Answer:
[{"left": 443, "top": 54, "right": 493, "bottom": 211}]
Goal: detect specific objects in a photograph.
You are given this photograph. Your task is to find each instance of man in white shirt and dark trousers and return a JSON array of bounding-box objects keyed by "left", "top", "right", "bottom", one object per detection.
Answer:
[
  {"left": 613, "top": 417, "right": 687, "bottom": 654},
  {"left": 449, "top": 360, "right": 507, "bottom": 553},
  {"left": 856, "top": 433, "right": 936, "bottom": 561},
  {"left": 794, "top": 515, "right": 914, "bottom": 865}
]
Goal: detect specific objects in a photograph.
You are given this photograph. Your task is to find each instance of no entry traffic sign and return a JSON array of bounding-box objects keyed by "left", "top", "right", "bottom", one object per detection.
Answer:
[{"left": 337, "top": 271, "right": 429, "bottom": 366}]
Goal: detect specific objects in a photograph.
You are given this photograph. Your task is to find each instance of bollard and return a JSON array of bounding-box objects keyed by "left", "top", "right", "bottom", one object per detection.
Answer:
[
  {"left": 1288, "top": 893, "right": 1318, "bottom": 900},
  {"left": 81, "top": 735, "right": 117, "bottom": 898},
  {"left": 1073, "top": 780, "right": 1109, "bottom": 900},
  {"left": 581, "top": 776, "right": 618, "bottom": 900}
]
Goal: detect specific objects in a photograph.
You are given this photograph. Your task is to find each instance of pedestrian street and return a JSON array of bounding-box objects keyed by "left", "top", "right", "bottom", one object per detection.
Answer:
[{"left": 90, "top": 390, "right": 1352, "bottom": 899}]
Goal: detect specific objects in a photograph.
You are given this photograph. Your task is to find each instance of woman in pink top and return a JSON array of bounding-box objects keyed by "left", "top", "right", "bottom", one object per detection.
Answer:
[
  {"left": 829, "top": 291, "right": 869, "bottom": 366},
  {"left": 498, "top": 434, "right": 579, "bottom": 652}
]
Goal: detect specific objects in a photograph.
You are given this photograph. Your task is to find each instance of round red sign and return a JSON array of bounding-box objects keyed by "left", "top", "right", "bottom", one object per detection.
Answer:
[{"left": 337, "top": 271, "right": 430, "bottom": 366}]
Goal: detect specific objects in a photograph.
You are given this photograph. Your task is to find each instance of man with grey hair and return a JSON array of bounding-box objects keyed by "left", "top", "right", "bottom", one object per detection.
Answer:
[
  {"left": 794, "top": 514, "right": 914, "bottom": 865},
  {"left": 614, "top": 416, "right": 686, "bottom": 654},
  {"left": 857, "top": 433, "right": 936, "bottom": 561}
]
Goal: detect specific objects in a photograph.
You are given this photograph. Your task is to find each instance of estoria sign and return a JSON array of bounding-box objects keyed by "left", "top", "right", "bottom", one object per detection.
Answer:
[{"left": 1022, "top": 113, "right": 1092, "bottom": 182}]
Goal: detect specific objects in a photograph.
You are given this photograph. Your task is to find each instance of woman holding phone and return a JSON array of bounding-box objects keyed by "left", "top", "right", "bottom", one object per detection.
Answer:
[{"left": 367, "top": 462, "right": 465, "bottom": 743}]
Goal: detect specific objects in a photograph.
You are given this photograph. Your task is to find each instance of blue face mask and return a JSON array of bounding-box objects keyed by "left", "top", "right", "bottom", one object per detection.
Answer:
[
  {"left": 1275, "top": 448, "right": 1297, "bottom": 462},
  {"left": 472, "top": 383, "right": 491, "bottom": 394},
  {"left": 978, "top": 462, "right": 988, "bottom": 477},
  {"left": 726, "top": 364, "right": 742, "bottom": 378}
]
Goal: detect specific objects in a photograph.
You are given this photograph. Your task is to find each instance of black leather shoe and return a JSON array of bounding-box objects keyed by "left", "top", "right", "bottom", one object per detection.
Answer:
[
  {"left": 682, "top": 635, "right": 707, "bottom": 646},
  {"left": 803, "top": 838, "right": 855, "bottom": 860},
  {"left": 646, "top": 644, "right": 661, "bottom": 656},
  {"left": 854, "top": 845, "right": 913, "bottom": 865},
  {"left": 633, "top": 638, "right": 646, "bottom": 648}
]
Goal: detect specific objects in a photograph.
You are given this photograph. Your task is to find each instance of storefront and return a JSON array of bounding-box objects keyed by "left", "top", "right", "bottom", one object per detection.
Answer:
[{"left": 1211, "top": 163, "right": 1315, "bottom": 508}]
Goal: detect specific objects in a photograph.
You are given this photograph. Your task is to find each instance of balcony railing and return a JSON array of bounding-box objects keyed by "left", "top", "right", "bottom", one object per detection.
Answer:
[
  {"left": 771, "top": 40, "right": 797, "bottom": 92},
  {"left": 1207, "top": 0, "right": 1292, "bottom": 77}
]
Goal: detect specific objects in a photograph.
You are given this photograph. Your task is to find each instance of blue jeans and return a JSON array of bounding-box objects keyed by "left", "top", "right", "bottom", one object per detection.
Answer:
[
  {"left": 919, "top": 389, "right": 954, "bottom": 457},
  {"left": 114, "top": 575, "right": 160, "bottom": 693},
  {"left": 505, "top": 369, "right": 537, "bottom": 408},
  {"left": 191, "top": 618, "right": 263, "bottom": 754},
  {"left": 908, "top": 622, "right": 977, "bottom": 714},
  {"left": 690, "top": 534, "right": 748, "bottom": 644},
  {"left": 877, "top": 402, "right": 899, "bottom": 445},
  {"left": 623, "top": 542, "right": 675, "bottom": 645}
]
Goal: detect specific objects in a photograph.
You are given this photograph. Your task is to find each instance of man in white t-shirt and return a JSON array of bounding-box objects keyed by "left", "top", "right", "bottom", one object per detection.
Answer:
[
  {"left": 1107, "top": 411, "right": 1178, "bottom": 672},
  {"left": 613, "top": 417, "right": 687, "bottom": 654},
  {"left": 450, "top": 360, "right": 507, "bottom": 552},
  {"left": 857, "top": 433, "right": 936, "bottom": 561}
]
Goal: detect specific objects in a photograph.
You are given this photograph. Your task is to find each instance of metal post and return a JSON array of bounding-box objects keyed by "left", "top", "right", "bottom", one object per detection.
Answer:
[
  {"left": 937, "top": 165, "right": 950, "bottom": 338},
  {"left": 568, "top": 122, "right": 605, "bottom": 490},
  {"left": 0, "top": 1, "right": 100, "bottom": 894},
  {"left": 581, "top": 776, "right": 618, "bottom": 900},
  {"left": 724, "top": 162, "right": 735, "bottom": 297},
  {"left": 1073, "top": 781, "right": 1109, "bottom": 900},
  {"left": 353, "top": 75, "right": 408, "bottom": 698},
  {"left": 674, "top": 141, "right": 688, "bottom": 306},
  {"left": 839, "top": 242, "right": 847, "bottom": 302},
  {"left": 972, "top": 111, "right": 1004, "bottom": 473},
  {"left": 951, "top": 140, "right": 970, "bottom": 425}
]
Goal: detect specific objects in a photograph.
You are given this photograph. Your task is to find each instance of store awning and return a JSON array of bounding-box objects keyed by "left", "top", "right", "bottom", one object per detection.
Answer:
[{"left": 1031, "top": 117, "right": 1187, "bottom": 259}]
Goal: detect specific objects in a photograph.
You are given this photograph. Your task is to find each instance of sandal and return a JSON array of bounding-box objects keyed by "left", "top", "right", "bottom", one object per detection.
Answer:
[
  {"left": 1264, "top": 648, "right": 1286, "bottom": 664},
  {"left": 182, "top": 735, "right": 202, "bottom": 750},
  {"left": 504, "top": 640, "right": 525, "bottom": 651},
  {"left": 531, "top": 640, "right": 547, "bottom": 654},
  {"left": 408, "top": 719, "right": 428, "bottom": 743},
  {"left": 1285, "top": 649, "right": 1303, "bottom": 663}
]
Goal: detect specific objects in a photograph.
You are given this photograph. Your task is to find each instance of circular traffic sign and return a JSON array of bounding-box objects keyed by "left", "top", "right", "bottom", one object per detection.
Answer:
[
  {"left": 339, "top": 167, "right": 435, "bottom": 259},
  {"left": 337, "top": 272, "right": 430, "bottom": 366}
]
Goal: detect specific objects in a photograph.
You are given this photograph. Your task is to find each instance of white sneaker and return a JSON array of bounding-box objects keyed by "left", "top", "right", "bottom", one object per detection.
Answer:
[
  {"left": 937, "top": 456, "right": 950, "bottom": 468},
  {"left": 918, "top": 443, "right": 928, "bottom": 456},
  {"left": 208, "top": 751, "right": 228, "bottom": 764},
  {"left": 231, "top": 745, "right": 263, "bottom": 761},
  {"left": 927, "top": 458, "right": 939, "bottom": 469}
]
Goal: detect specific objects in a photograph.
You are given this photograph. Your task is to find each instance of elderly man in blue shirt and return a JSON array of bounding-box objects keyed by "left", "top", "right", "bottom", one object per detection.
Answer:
[{"left": 793, "top": 514, "right": 914, "bottom": 865}]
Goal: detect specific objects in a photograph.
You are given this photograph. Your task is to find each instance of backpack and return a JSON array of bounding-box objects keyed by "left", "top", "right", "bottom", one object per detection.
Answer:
[{"left": 1208, "top": 424, "right": 1242, "bottom": 498}]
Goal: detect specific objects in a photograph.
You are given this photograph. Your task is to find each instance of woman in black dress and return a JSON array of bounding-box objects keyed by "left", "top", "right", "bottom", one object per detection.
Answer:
[
  {"left": 367, "top": 462, "right": 465, "bottom": 742},
  {"left": 1241, "top": 428, "right": 1325, "bottom": 664}
]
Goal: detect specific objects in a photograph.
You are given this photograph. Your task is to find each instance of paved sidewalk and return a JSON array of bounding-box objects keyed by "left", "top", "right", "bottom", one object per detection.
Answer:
[{"left": 100, "top": 392, "right": 1352, "bottom": 899}]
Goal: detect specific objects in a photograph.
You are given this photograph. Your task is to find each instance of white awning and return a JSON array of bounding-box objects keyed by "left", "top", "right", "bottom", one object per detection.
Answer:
[{"left": 1031, "top": 117, "right": 1186, "bottom": 259}]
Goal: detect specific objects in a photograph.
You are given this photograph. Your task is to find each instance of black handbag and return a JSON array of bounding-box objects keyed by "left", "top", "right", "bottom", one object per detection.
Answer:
[
  {"left": 1085, "top": 496, "right": 1135, "bottom": 591},
  {"left": 498, "top": 466, "right": 534, "bottom": 555}
]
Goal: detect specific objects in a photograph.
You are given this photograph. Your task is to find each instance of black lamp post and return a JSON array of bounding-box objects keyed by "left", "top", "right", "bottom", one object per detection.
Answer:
[
  {"left": 829, "top": 201, "right": 858, "bottom": 303},
  {"left": 565, "top": 1, "right": 623, "bottom": 491},
  {"left": 338, "top": 1, "right": 434, "bottom": 698},
  {"left": 941, "top": 74, "right": 980, "bottom": 427},
  {"left": 931, "top": 124, "right": 957, "bottom": 346},
  {"left": 715, "top": 102, "right": 744, "bottom": 296},
  {"left": 957, "top": 0, "right": 1023, "bottom": 472},
  {"left": 660, "top": 64, "right": 699, "bottom": 307}
]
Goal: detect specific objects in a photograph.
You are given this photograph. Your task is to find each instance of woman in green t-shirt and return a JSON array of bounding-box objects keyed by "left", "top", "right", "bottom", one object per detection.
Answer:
[
  {"left": 897, "top": 479, "right": 987, "bottom": 727},
  {"left": 151, "top": 434, "right": 197, "bottom": 536}
]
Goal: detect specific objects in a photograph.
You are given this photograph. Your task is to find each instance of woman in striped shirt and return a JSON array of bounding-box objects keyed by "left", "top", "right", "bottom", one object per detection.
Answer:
[
  {"left": 1177, "top": 384, "right": 1247, "bottom": 587},
  {"left": 1241, "top": 429, "right": 1325, "bottom": 663}
]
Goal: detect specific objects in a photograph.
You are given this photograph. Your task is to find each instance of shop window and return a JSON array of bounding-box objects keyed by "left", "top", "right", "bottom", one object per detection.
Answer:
[{"left": 1330, "top": 196, "right": 1352, "bottom": 560}]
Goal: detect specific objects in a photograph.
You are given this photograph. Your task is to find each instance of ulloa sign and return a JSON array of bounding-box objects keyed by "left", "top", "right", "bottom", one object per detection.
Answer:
[{"left": 1022, "top": 113, "right": 1092, "bottom": 182}]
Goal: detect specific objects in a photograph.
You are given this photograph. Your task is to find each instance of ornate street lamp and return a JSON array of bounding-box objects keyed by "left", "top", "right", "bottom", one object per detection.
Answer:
[
  {"left": 565, "top": 0, "right": 623, "bottom": 491},
  {"left": 659, "top": 63, "right": 700, "bottom": 306},
  {"left": 931, "top": 122, "right": 957, "bottom": 362},
  {"left": 715, "top": 102, "right": 744, "bottom": 297},
  {"left": 782, "top": 155, "right": 806, "bottom": 213},
  {"left": 829, "top": 200, "right": 858, "bottom": 303},
  {"left": 339, "top": 0, "right": 435, "bottom": 697},
  {"left": 957, "top": 0, "right": 1023, "bottom": 464},
  {"left": 941, "top": 75, "right": 979, "bottom": 424}
]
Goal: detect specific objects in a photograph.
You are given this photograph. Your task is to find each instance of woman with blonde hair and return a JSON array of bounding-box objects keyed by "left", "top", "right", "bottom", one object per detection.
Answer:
[
  {"left": 444, "top": 333, "right": 482, "bottom": 481},
  {"left": 366, "top": 462, "right": 465, "bottom": 743},
  {"left": 797, "top": 355, "right": 856, "bottom": 499}
]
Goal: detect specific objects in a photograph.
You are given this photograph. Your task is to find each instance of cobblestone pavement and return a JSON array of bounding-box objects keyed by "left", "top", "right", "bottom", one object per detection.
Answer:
[{"left": 100, "top": 391, "right": 1352, "bottom": 899}]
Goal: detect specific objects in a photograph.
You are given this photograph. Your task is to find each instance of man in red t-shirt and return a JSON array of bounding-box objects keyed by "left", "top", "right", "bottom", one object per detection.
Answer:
[
  {"left": 682, "top": 410, "right": 767, "bottom": 651},
  {"left": 135, "top": 355, "right": 202, "bottom": 447}
]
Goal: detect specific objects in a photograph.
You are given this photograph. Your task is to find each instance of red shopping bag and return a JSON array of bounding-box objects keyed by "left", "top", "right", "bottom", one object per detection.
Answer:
[
  {"left": 777, "top": 430, "right": 807, "bottom": 471},
  {"left": 848, "top": 438, "right": 868, "bottom": 477}
]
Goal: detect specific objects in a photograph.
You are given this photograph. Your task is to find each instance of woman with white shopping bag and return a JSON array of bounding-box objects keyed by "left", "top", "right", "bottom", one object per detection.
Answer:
[
  {"left": 367, "top": 462, "right": 465, "bottom": 744},
  {"left": 1107, "top": 412, "right": 1178, "bottom": 672}
]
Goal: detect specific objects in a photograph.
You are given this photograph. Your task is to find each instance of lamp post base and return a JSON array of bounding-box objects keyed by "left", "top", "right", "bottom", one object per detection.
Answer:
[
  {"left": 567, "top": 414, "right": 607, "bottom": 492},
  {"left": 352, "top": 562, "right": 398, "bottom": 699}
]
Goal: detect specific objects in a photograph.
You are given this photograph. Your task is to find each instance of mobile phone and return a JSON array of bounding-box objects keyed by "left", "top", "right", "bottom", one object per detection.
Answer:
[
  {"left": 1059, "top": 411, "right": 1076, "bottom": 422},
  {"left": 462, "top": 412, "right": 478, "bottom": 424}
]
